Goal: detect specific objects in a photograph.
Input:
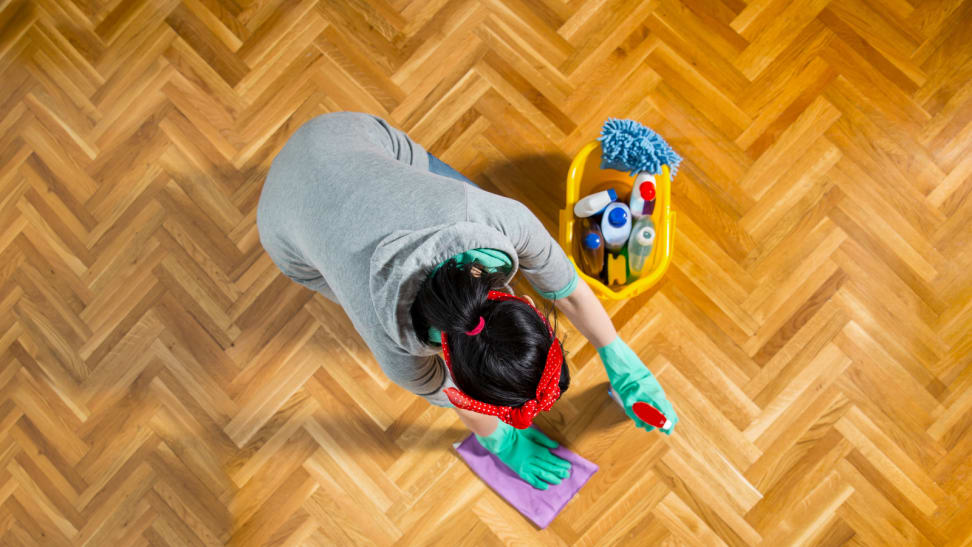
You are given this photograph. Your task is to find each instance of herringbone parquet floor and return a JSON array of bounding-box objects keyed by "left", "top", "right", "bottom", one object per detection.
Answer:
[{"left": 1, "top": 0, "right": 970, "bottom": 545}]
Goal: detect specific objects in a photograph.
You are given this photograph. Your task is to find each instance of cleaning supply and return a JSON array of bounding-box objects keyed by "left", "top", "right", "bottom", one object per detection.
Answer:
[
  {"left": 591, "top": 181, "right": 630, "bottom": 204},
  {"left": 608, "top": 387, "right": 672, "bottom": 429},
  {"left": 573, "top": 188, "right": 616, "bottom": 218},
  {"left": 621, "top": 244, "right": 639, "bottom": 284},
  {"left": 574, "top": 218, "right": 605, "bottom": 277},
  {"left": 597, "top": 336, "right": 678, "bottom": 434},
  {"left": 627, "top": 217, "right": 656, "bottom": 276},
  {"left": 453, "top": 426, "right": 598, "bottom": 529},
  {"left": 598, "top": 118, "right": 682, "bottom": 177},
  {"left": 630, "top": 173, "right": 656, "bottom": 218},
  {"left": 606, "top": 251, "right": 627, "bottom": 286},
  {"left": 557, "top": 118, "right": 679, "bottom": 300},
  {"left": 600, "top": 202, "right": 631, "bottom": 251}
]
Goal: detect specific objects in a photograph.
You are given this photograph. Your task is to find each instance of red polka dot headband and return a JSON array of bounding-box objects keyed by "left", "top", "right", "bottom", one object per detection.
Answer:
[{"left": 441, "top": 290, "right": 563, "bottom": 430}]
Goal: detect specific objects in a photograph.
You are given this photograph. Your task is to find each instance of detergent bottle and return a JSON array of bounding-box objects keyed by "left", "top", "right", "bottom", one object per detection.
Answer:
[
  {"left": 600, "top": 202, "right": 631, "bottom": 252},
  {"left": 574, "top": 218, "right": 605, "bottom": 277},
  {"left": 627, "top": 217, "right": 656, "bottom": 276},
  {"left": 573, "top": 188, "right": 617, "bottom": 218},
  {"left": 629, "top": 173, "right": 657, "bottom": 219}
]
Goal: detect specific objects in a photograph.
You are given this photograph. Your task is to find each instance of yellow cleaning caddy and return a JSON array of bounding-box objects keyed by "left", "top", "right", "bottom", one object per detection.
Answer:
[{"left": 558, "top": 140, "right": 676, "bottom": 301}]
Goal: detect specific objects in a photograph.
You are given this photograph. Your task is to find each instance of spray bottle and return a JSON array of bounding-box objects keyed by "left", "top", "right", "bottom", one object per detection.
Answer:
[{"left": 627, "top": 217, "right": 656, "bottom": 276}]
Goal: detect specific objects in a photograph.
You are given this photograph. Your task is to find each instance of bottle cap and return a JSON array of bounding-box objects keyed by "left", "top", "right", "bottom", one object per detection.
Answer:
[
  {"left": 607, "top": 207, "right": 628, "bottom": 227},
  {"left": 635, "top": 226, "right": 655, "bottom": 246},
  {"left": 639, "top": 182, "right": 656, "bottom": 200},
  {"left": 582, "top": 233, "right": 602, "bottom": 250}
]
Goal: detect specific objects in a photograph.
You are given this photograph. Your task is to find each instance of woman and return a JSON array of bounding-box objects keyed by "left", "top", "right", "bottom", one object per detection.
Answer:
[{"left": 256, "top": 112, "right": 677, "bottom": 490}]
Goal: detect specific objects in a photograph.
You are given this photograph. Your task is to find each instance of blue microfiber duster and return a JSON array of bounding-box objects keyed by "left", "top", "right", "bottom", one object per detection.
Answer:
[{"left": 597, "top": 117, "right": 682, "bottom": 177}]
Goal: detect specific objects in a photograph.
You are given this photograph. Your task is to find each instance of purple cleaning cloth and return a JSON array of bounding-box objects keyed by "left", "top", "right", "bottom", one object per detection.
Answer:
[{"left": 452, "top": 426, "right": 598, "bottom": 529}]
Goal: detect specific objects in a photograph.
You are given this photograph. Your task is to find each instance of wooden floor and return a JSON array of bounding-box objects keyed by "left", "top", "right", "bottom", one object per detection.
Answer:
[{"left": 0, "top": 0, "right": 970, "bottom": 545}]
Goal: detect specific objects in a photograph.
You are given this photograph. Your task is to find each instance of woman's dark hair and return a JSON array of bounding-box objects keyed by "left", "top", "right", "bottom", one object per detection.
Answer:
[{"left": 410, "top": 258, "right": 570, "bottom": 408}]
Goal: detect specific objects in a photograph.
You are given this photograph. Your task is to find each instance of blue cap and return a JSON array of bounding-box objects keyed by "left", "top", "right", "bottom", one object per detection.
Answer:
[
  {"left": 583, "top": 233, "right": 602, "bottom": 250},
  {"left": 608, "top": 207, "right": 628, "bottom": 227}
]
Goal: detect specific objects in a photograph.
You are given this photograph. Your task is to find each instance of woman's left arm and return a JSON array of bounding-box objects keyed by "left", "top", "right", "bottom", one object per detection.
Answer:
[{"left": 551, "top": 277, "right": 618, "bottom": 349}]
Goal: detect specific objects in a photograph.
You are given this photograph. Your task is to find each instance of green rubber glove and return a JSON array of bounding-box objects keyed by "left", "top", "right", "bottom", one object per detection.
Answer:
[
  {"left": 474, "top": 420, "right": 573, "bottom": 490},
  {"left": 597, "top": 336, "right": 678, "bottom": 435}
]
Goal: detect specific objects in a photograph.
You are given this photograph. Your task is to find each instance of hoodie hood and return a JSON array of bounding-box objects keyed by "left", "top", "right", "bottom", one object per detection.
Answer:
[{"left": 369, "top": 222, "right": 520, "bottom": 356}]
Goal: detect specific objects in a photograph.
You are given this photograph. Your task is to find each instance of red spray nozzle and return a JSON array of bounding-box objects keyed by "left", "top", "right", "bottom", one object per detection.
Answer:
[
  {"left": 608, "top": 387, "right": 672, "bottom": 431},
  {"left": 632, "top": 402, "right": 672, "bottom": 430}
]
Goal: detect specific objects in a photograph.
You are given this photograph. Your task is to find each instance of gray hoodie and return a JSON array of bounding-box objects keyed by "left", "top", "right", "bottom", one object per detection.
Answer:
[{"left": 256, "top": 112, "right": 578, "bottom": 407}]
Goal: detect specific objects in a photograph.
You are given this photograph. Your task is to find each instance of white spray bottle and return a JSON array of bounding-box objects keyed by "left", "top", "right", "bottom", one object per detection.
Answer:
[{"left": 627, "top": 217, "right": 656, "bottom": 276}]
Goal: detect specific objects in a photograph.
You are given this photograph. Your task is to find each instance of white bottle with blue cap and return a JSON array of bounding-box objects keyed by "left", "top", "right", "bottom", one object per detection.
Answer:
[
  {"left": 573, "top": 188, "right": 617, "bottom": 218},
  {"left": 600, "top": 202, "right": 632, "bottom": 251}
]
